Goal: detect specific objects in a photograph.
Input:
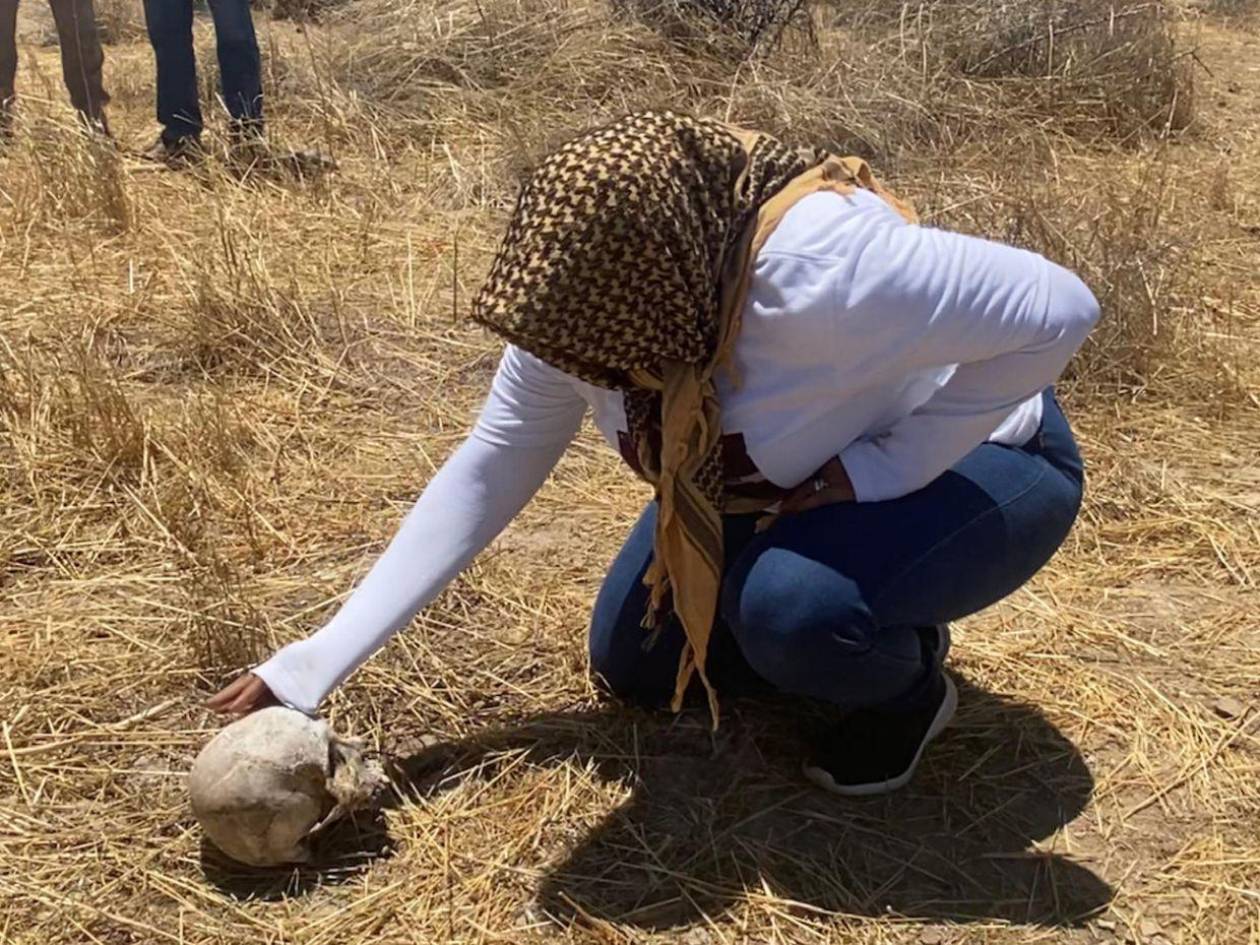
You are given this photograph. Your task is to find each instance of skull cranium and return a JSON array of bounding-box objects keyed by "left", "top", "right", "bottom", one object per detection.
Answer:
[{"left": 189, "top": 706, "right": 386, "bottom": 867}]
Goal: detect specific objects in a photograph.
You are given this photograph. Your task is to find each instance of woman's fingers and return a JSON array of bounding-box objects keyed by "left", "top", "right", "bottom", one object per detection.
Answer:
[
  {"left": 231, "top": 678, "right": 277, "bottom": 714},
  {"left": 783, "top": 485, "right": 851, "bottom": 515},
  {"left": 779, "top": 483, "right": 811, "bottom": 515},
  {"left": 781, "top": 459, "right": 856, "bottom": 515},
  {"left": 207, "top": 674, "right": 276, "bottom": 716},
  {"left": 206, "top": 674, "right": 253, "bottom": 710}
]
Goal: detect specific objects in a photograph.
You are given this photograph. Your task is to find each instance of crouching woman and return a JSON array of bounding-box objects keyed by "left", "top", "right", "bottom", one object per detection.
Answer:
[{"left": 210, "top": 112, "right": 1099, "bottom": 796}]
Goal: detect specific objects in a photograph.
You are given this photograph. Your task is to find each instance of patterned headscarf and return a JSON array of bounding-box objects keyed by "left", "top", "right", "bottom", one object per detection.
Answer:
[{"left": 473, "top": 111, "right": 913, "bottom": 725}]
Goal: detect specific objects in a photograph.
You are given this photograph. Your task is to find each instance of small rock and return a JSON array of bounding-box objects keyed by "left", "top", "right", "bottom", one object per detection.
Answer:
[
  {"left": 1097, "top": 918, "right": 1118, "bottom": 932},
  {"left": 1211, "top": 696, "right": 1246, "bottom": 720},
  {"left": 918, "top": 929, "right": 946, "bottom": 945}
]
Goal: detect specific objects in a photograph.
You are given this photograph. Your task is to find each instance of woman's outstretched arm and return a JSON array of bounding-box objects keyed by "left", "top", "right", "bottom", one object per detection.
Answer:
[{"left": 218, "top": 346, "right": 587, "bottom": 715}]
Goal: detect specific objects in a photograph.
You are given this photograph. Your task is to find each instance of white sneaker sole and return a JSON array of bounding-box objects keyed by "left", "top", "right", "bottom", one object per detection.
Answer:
[{"left": 802, "top": 673, "right": 958, "bottom": 797}]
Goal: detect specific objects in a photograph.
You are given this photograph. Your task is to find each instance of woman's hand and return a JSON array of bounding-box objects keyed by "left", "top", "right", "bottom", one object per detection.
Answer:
[
  {"left": 206, "top": 673, "right": 279, "bottom": 716},
  {"left": 781, "top": 457, "right": 856, "bottom": 515}
]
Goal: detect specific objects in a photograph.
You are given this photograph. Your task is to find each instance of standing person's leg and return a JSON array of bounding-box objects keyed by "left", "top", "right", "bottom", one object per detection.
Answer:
[
  {"left": 206, "top": 0, "right": 261, "bottom": 139},
  {"left": 721, "top": 390, "right": 1085, "bottom": 793},
  {"left": 47, "top": 0, "right": 109, "bottom": 130},
  {"left": 142, "top": 0, "right": 201, "bottom": 146},
  {"left": 0, "top": 0, "right": 19, "bottom": 132}
]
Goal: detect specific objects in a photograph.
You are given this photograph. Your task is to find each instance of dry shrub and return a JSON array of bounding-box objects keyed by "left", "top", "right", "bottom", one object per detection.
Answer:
[
  {"left": 37, "top": 355, "right": 270, "bottom": 672},
  {"left": 1008, "top": 166, "right": 1194, "bottom": 391},
  {"left": 0, "top": 118, "right": 131, "bottom": 232},
  {"left": 0, "top": 343, "right": 150, "bottom": 497},
  {"left": 910, "top": 0, "right": 1196, "bottom": 141},
  {"left": 149, "top": 396, "right": 270, "bottom": 675},
  {"left": 184, "top": 558, "right": 268, "bottom": 674},
  {"left": 318, "top": 0, "right": 700, "bottom": 199},
  {"left": 322, "top": 0, "right": 1195, "bottom": 188},
  {"left": 173, "top": 211, "right": 329, "bottom": 374},
  {"left": 149, "top": 395, "right": 262, "bottom": 558},
  {"left": 0, "top": 335, "right": 268, "bottom": 584},
  {"left": 610, "top": 0, "right": 812, "bottom": 53},
  {"left": 0, "top": 338, "right": 269, "bottom": 674},
  {"left": 57, "top": 348, "right": 151, "bottom": 486},
  {"left": 183, "top": 273, "right": 324, "bottom": 374},
  {"left": 0, "top": 342, "right": 36, "bottom": 430},
  {"left": 0, "top": 341, "right": 153, "bottom": 596},
  {"left": 325, "top": 0, "right": 652, "bottom": 110},
  {"left": 715, "top": 32, "right": 954, "bottom": 157}
]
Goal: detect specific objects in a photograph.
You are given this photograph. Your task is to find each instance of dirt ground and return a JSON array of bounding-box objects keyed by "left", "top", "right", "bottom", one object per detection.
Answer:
[{"left": 1, "top": 2, "right": 1257, "bottom": 944}]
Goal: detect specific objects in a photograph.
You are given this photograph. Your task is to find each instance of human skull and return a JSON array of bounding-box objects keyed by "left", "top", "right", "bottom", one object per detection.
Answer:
[{"left": 189, "top": 706, "right": 387, "bottom": 867}]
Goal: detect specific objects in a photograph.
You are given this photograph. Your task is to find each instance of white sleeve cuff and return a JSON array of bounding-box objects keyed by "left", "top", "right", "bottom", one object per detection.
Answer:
[{"left": 253, "top": 642, "right": 333, "bottom": 716}]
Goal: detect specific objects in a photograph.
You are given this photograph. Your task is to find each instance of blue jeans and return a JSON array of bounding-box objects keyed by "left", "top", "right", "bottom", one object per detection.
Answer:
[
  {"left": 590, "top": 389, "right": 1084, "bottom": 711},
  {"left": 143, "top": 0, "right": 261, "bottom": 142}
]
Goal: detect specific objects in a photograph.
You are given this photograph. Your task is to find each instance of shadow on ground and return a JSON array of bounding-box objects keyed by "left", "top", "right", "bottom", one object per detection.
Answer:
[
  {"left": 410, "top": 675, "right": 1109, "bottom": 929},
  {"left": 201, "top": 674, "right": 1112, "bottom": 927},
  {"left": 198, "top": 811, "right": 395, "bottom": 900}
]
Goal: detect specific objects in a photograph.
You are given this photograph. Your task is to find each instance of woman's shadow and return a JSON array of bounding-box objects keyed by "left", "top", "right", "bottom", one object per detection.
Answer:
[{"left": 381, "top": 673, "right": 1112, "bottom": 931}]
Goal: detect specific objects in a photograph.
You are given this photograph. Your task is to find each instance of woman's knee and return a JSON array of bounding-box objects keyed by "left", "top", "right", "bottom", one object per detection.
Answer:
[
  {"left": 589, "top": 570, "right": 648, "bottom": 697},
  {"left": 723, "top": 550, "right": 927, "bottom": 705},
  {"left": 722, "top": 547, "right": 874, "bottom": 690},
  {"left": 587, "top": 615, "right": 679, "bottom": 707},
  {"left": 588, "top": 504, "right": 679, "bottom": 705}
]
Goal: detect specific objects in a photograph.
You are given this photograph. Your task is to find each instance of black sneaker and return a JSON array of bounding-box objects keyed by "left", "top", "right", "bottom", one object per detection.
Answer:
[
  {"left": 140, "top": 134, "right": 203, "bottom": 168},
  {"left": 803, "top": 670, "right": 958, "bottom": 796}
]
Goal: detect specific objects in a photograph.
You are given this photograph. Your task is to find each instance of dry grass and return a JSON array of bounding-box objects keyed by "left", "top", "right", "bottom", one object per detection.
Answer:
[
  {"left": 609, "top": 0, "right": 812, "bottom": 52},
  {"left": 93, "top": 0, "right": 149, "bottom": 45},
  {"left": 1, "top": 1, "right": 1258, "bottom": 944},
  {"left": 906, "top": 0, "right": 1196, "bottom": 141}
]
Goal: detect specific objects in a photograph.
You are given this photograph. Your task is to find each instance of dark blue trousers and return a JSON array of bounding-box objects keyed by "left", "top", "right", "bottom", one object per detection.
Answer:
[
  {"left": 142, "top": 0, "right": 261, "bottom": 143},
  {"left": 590, "top": 390, "right": 1085, "bottom": 711}
]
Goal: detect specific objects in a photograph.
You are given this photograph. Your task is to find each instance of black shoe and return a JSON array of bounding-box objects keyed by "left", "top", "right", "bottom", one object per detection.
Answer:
[
  {"left": 141, "top": 134, "right": 203, "bottom": 168},
  {"left": 803, "top": 670, "right": 957, "bottom": 796}
]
